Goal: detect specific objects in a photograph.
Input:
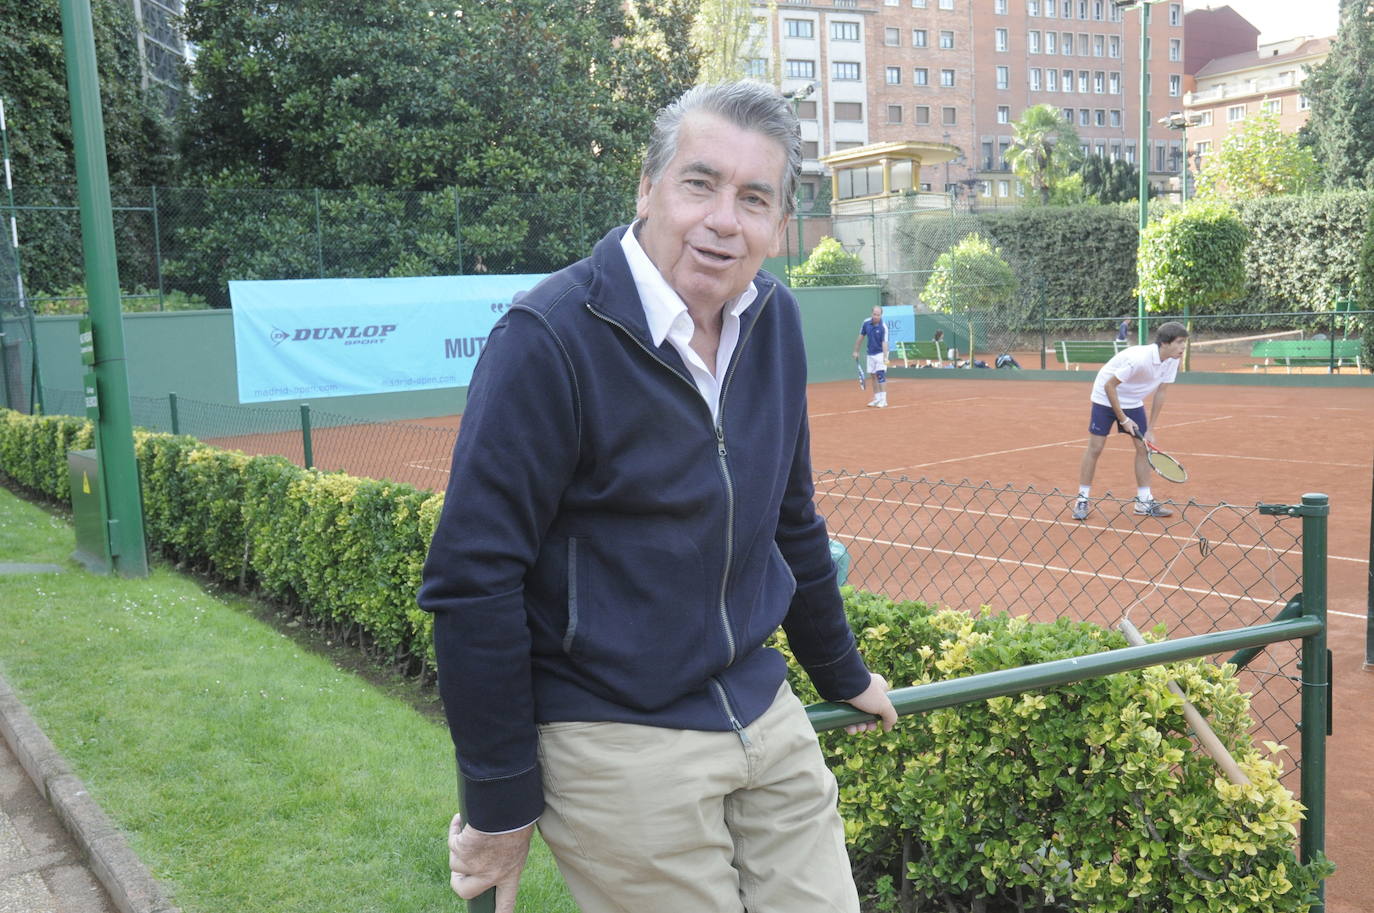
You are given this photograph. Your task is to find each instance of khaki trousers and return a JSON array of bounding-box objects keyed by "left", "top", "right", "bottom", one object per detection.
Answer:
[{"left": 536, "top": 684, "right": 859, "bottom": 913}]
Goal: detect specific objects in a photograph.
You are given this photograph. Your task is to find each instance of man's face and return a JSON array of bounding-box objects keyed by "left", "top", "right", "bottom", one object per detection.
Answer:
[
  {"left": 870, "top": 308, "right": 882, "bottom": 324},
  {"left": 1160, "top": 337, "right": 1188, "bottom": 360},
  {"left": 636, "top": 112, "right": 789, "bottom": 312}
]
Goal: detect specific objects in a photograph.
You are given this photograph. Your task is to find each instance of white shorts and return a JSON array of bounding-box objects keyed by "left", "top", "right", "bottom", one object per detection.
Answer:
[{"left": 866, "top": 353, "right": 887, "bottom": 375}]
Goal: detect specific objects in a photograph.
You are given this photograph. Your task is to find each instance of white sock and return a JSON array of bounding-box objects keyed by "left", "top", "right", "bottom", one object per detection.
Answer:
[
  {"left": 1137, "top": 487, "right": 1153, "bottom": 502},
  {"left": 879, "top": 391, "right": 887, "bottom": 404},
  {"left": 1078, "top": 486, "right": 1090, "bottom": 499}
]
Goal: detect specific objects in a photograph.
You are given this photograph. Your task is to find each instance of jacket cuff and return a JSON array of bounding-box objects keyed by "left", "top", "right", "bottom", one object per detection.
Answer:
[
  {"left": 461, "top": 763, "right": 545, "bottom": 834},
  {"left": 806, "top": 646, "right": 873, "bottom": 705}
]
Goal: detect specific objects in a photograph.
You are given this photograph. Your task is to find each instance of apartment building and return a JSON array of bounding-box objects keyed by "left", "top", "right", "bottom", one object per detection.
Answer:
[
  {"left": 1181, "top": 36, "right": 1332, "bottom": 177},
  {"left": 758, "top": 0, "right": 1187, "bottom": 208}
]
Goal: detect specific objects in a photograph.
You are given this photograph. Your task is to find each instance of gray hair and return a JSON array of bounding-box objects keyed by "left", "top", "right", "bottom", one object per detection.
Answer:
[{"left": 642, "top": 81, "right": 803, "bottom": 218}]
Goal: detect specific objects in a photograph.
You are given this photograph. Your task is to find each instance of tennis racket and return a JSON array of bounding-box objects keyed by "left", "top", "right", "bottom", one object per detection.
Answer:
[
  {"left": 1132, "top": 427, "right": 1187, "bottom": 483},
  {"left": 855, "top": 356, "right": 867, "bottom": 390}
]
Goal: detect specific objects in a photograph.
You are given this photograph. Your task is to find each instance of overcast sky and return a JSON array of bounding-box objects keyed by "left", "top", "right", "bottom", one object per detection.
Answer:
[{"left": 1182, "top": 0, "right": 1341, "bottom": 44}]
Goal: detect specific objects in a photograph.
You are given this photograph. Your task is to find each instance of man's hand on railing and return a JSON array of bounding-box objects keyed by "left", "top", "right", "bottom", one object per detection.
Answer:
[{"left": 840, "top": 673, "right": 898, "bottom": 735}]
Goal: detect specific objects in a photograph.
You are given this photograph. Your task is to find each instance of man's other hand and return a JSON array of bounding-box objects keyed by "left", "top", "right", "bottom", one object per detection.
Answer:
[
  {"left": 448, "top": 813, "right": 534, "bottom": 913},
  {"left": 842, "top": 672, "right": 898, "bottom": 735}
]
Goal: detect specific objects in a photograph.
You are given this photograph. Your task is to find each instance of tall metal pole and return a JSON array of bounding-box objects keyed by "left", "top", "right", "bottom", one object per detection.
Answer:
[
  {"left": 1135, "top": 2, "right": 1151, "bottom": 344},
  {"left": 1298, "top": 493, "right": 1329, "bottom": 911},
  {"left": 59, "top": 0, "right": 149, "bottom": 576}
]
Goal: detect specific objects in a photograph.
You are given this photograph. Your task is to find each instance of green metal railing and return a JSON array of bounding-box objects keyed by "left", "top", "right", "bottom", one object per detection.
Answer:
[{"left": 458, "top": 494, "right": 1330, "bottom": 913}]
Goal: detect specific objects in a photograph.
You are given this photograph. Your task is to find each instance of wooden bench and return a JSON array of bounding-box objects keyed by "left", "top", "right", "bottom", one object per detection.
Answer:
[
  {"left": 1250, "top": 338, "right": 1363, "bottom": 373},
  {"left": 1053, "top": 339, "right": 1128, "bottom": 370},
  {"left": 893, "top": 340, "right": 947, "bottom": 367}
]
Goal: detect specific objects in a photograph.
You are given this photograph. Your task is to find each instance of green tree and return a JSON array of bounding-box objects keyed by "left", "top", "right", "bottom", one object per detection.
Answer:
[
  {"left": 788, "top": 236, "right": 874, "bottom": 287},
  {"left": 922, "top": 233, "right": 1018, "bottom": 314},
  {"left": 1005, "top": 104, "right": 1083, "bottom": 205},
  {"left": 1195, "top": 109, "right": 1320, "bottom": 200},
  {"left": 178, "top": 0, "right": 668, "bottom": 195},
  {"left": 1300, "top": 0, "right": 1374, "bottom": 189},
  {"left": 0, "top": 0, "right": 175, "bottom": 290},
  {"left": 690, "top": 0, "right": 769, "bottom": 83},
  {"left": 1356, "top": 204, "right": 1374, "bottom": 369},
  {"left": 1078, "top": 155, "right": 1145, "bottom": 204}
]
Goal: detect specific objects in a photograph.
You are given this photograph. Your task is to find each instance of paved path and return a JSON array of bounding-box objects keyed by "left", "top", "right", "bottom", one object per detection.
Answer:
[{"left": 0, "top": 735, "right": 115, "bottom": 913}]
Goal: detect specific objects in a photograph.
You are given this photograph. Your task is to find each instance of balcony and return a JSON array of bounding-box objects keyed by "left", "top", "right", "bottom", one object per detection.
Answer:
[{"left": 1185, "top": 73, "right": 1300, "bottom": 105}]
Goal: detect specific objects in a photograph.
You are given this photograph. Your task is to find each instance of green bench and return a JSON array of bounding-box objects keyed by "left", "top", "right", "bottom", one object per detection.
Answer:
[
  {"left": 893, "top": 340, "right": 948, "bottom": 367},
  {"left": 1053, "top": 339, "right": 1128, "bottom": 370},
  {"left": 1250, "top": 338, "right": 1363, "bottom": 373}
]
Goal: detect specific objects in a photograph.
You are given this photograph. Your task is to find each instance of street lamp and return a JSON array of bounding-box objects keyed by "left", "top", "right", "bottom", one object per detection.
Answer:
[
  {"left": 1159, "top": 112, "right": 1201, "bottom": 202},
  {"left": 1113, "top": 0, "right": 1163, "bottom": 344}
]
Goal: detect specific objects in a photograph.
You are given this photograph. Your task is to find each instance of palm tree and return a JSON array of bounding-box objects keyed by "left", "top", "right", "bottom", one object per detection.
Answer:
[{"left": 1006, "top": 104, "right": 1083, "bottom": 205}]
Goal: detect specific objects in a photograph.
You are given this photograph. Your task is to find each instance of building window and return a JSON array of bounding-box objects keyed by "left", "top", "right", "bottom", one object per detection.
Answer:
[
  {"left": 1263, "top": 98, "right": 1282, "bottom": 115},
  {"left": 1095, "top": 141, "right": 1106, "bottom": 157},
  {"left": 996, "top": 0, "right": 1008, "bottom": 11},
  {"left": 1046, "top": 31, "right": 1057, "bottom": 54},
  {"left": 1109, "top": 71, "right": 1120, "bottom": 94},
  {"left": 1094, "top": 71, "right": 1104, "bottom": 93},
  {"left": 746, "top": 58, "right": 767, "bottom": 78},
  {"left": 913, "top": 0, "right": 927, "bottom": 6},
  {"left": 1156, "top": 142, "right": 1167, "bottom": 172},
  {"left": 1094, "top": 108, "right": 1105, "bottom": 126},
  {"left": 834, "top": 101, "right": 864, "bottom": 121},
  {"left": 802, "top": 140, "right": 819, "bottom": 158},
  {"left": 1169, "top": 3, "right": 1181, "bottom": 25},
  {"left": 1030, "top": 68, "right": 1042, "bottom": 90},
  {"left": 1079, "top": 33, "right": 1090, "bottom": 56},
  {"left": 916, "top": 105, "right": 931, "bottom": 124},
  {"left": 887, "top": 104, "right": 904, "bottom": 124},
  {"left": 941, "top": 68, "right": 956, "bottom": 87},
  {"left": 942, "top": 106, "right": 958, "bottom": 125},
  {"left": 1228, "top": 104, "right": 1245, "bottom": 122},
  {"left": 914, "top": 67, "right": 929, "bottom": 85},
  {"left": 1195, "top": 139, "right": 1211, "bottom": 156},
  {"left": 1109, "top": 36, "right": 1120, "bottom": 58},
  {"left": 1062, "top": 107, "right": 1074, "bottom": 121},
  {"left": 940, "top": 30, "right": 955, "bottom": 49},
  {"left": 1169, "top": 38, "right": 1181, "bottom": 61},
  {"left": 1125, "top": 143, "right": 1135, "bottom": 163},
  {"left": 998, "top": 105, "right": 1011, "bottom": 123},
  {"left": 1092, "top": 34, "right": 1103, "bottom": 56},
  {"left": 996, "top": 29, "right": 1009, "bottom": 51},
  {"left": 913, "top": 29, "right": 928, "bottom": 47},
  {"left": 1062, "top": 32, "right": 1073, "bottom": 55},
  {"left": 982, "top": 140, "right": 994, "bottom": 169},
  {"left": 833, "top": 62, "right": 861, "bottom": 81},
  {"left": 886, "top": 66, "right": 902, "bottom": 84},
  {"left": 1063, "top": 69, "right": 1074, "bottom": 92},
  {"left": 1075, "top": 108, "right": 1087, "bottom": 125},
  {"left": 785, "top": 19, "right": 814, "bottom": 39},
  {"left": 885, "top": 27, "right": 901, "bottom": 46},
  {"left": 1046, "top": 69, "right": 1058, "bottom": 91},
  {"left": 787, "top": 59, "right": 815, "bottom": 79},
  {"left": 797, "top": 100, "right": 817, "bottom": 119},
  {"left": 1197, "top": 110, "right": 1212, "bottom": 125},
  {"left": 1093, "top": 0, "right": 1104, "bottom": 19},
  {"left": 1077, "top": 0, "right": 1087, "bottom": 17},
  {"left": 1109, "top": 108, "right": 1121, "bottom": 127},
  {"left": 996, "top": 66, "right": 1010, "bottom": 89},
  {"left": 831, "top": 21, "right": 859, "bottom": 41},
  {"left": 939, "top": 0, "right": 954, "bottom": 8},
  {"left": 999, "top": 180, "right": 1010, "bottom": 197},
  {"left": 1029, "top": 30, "right": 1041, "bottom": 53},
  {"left": 1298, "top": 95, "right": 1310, "bottom": 111},
  {"left": 1029, "top": 0, "right": 1040, "bottom": 14},
  {"left": 1078, "top": 70, "right": 1089, "bottom": 93},
  {"left": 1168, "top": 74, "right": 1180, "bottom": 96}
]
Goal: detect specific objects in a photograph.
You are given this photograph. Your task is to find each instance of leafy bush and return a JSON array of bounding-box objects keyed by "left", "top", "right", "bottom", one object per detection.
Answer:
[
  {"left": 1137, "top": 202, "right": 1250, "bottom": 316},
  {"left": 32, "top": 284, "right": 209, "bottom": 315},
  {"left": 789, "top": 235, "right": 877, "bottom": 287},
  {"left": 922, "top": 233, "right": 1018, "bottom": 314},
  {"left": 777, "top": 593, "right": 1333, "bottom": 913}
]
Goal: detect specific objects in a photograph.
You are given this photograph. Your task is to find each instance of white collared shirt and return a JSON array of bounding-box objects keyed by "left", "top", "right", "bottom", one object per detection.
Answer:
[
  {"left": 1091, "top": 343, "right": 1179, "bottom": 408},
  {"left": 620, "top": 223, "right": 757, "bottom": 423}
]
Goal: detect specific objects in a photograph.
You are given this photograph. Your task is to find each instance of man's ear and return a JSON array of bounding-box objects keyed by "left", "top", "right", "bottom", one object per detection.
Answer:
[
  {"left": 636, "top": 172, "right": 653, "bottom": 221},
  {"left": 768, "top": 214, "right": 791, "bottom": 258}
]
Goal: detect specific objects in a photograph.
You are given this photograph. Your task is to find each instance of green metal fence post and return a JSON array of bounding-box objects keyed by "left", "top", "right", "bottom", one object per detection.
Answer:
[
  {"left": 313, "top": 188, "right": 325, "bottom": 277},
  {"left": 454, "top": 187, "right": 465, "bottom": 275},
  {"left": 300, "top": 403, "right": 313, "bottom": 470},
  {"left": 150, "top": 185, "right": 164, "bottom": 310},
  {"left": 1298, "top": 492, "right": 1329, "bottom": 905},
  {"left": 168, "top": 391, "right": 179, "bottom": 435},
  {"left": 59, "top": 0, "right": 148, "bottom": 576}
]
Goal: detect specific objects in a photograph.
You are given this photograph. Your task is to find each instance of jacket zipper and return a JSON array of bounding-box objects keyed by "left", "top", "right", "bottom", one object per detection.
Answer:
[{"left": 586, "top": 283, "right": 776, "bottom": 743}]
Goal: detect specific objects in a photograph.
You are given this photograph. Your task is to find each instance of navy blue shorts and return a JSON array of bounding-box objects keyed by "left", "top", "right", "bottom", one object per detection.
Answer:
[{"left": 1088, "top": 402, "right": 1146, "bottom": 437}]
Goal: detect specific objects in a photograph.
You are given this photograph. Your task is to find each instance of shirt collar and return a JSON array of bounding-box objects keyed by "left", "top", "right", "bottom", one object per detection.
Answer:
[{"left": 621, "top": 221, "right": 757, "bottom": 347}]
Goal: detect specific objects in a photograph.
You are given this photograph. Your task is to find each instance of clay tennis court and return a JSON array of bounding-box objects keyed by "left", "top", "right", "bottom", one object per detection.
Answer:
[{"left": 210, "top": 371, "right": 1372, "bottom": 911}]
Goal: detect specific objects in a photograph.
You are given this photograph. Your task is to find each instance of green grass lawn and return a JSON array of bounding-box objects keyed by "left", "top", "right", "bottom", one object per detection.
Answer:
[{"left": 0, "top": 485, "right": 578, "bottom": 913}]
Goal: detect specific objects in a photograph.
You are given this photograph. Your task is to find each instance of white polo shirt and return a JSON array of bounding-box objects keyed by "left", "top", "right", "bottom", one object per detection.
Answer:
[{"left": 1090, "top": 343, "right": 1179, "bottom": 409}]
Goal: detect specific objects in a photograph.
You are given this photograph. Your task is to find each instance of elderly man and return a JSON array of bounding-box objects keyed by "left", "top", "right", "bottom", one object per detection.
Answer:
[{"left": 419, "top": 81, "right": 896, "bottom": 913}]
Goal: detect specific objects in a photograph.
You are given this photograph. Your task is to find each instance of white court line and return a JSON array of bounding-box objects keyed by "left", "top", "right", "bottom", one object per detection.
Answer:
[
  {"left": 832, "top": 531, "right": 1287, "bottom": 610},
  {"left": 815, "top": 487, "right": 1368, "bottom": 566},
  {"left": 859, "top": 414, "right": 1234, "bottom": 475},
  {"left": 1332, "top": 610, "right": 1369, "bottom": 620},
  {"left": 1170, "top": 451, "right": 1369, "bottom": 469}
]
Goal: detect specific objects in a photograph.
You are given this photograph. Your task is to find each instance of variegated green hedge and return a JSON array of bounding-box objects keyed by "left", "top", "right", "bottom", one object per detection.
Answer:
[{"left": 0, "top": 409, "right": 440, "bottom": 669}]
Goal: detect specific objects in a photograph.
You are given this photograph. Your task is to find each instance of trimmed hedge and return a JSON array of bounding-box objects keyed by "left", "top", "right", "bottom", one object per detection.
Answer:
[
  {"left": 777, "top": 592, "right": 1333, "bottom": 913},
  {"left": 1, "top": 411, "right": 440, "bottom": 670},
  {"left": 2, "top": 409, "right": 1332, "bottom": 911}
]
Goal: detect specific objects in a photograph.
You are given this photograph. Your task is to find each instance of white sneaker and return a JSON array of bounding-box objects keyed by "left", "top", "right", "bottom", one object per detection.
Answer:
[
  {"left": 867, "top": 398, "right": 880, "bottom": 407},
  {"left": 875, "top": 400, "right": 888, "bottom": 408}
]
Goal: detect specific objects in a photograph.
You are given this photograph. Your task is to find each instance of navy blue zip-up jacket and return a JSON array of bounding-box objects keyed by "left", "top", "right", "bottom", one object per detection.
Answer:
[{"left": 418, "top": 226, "right": 872, "bottom": 833}]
